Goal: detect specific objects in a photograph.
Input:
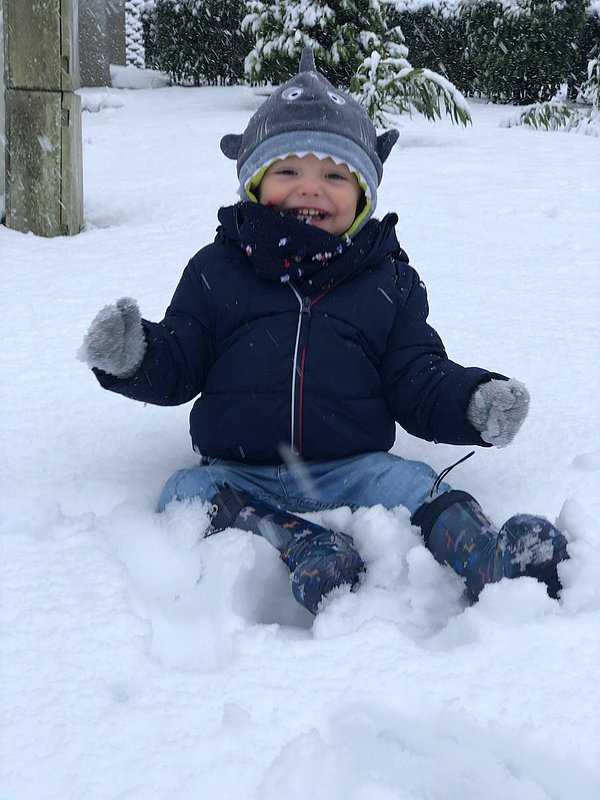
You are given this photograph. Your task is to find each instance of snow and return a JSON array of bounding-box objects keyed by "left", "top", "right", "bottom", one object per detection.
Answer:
[
  {"left": 109, "top": 63, "right": 170, "bottom": 90},
  {"left": 457, "top": 0, "right": 573, "bottom": 14},
  {"left": 387, "top": 0, "right": 460, "bottom": 14},
  {"left": 1, "top": 83, "right": 600, "bottom": 799}
]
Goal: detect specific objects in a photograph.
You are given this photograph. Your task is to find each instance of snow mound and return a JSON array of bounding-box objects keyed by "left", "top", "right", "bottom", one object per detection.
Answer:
[
  {"left": 79, "top": 89, "right": 125, "bottom": 113},
  {"left": 110, "top": 64, "right": 170, "bottom": 90}
]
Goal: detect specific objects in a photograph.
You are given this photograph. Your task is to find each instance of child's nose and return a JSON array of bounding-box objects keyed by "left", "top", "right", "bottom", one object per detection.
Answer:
[{"left": 298, "top": 176, "right": 323, "bottom": 195}]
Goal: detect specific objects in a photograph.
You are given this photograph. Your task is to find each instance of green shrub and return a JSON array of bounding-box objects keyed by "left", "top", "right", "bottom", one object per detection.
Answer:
[
  {"left": 386, "top": 1, "right": 475, "bottom": 94},
  {"left": 141, "top": 0, "right": 249, "bottom": 86},
  {"left": 568, "top": 5, "right": 600, "bottom": 99},
  {"left": 139, "top": 0, "right": 597, "bottom": 113},
  {"left": 460, "top": 0, "right": 588, "bottom": 104}
]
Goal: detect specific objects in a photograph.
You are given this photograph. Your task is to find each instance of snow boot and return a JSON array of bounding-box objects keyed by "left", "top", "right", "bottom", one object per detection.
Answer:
[
  {"left": 208, "top": 484, "right": 365, "bottom": 614},
  {"left": 411, "top": 490, "right": 569, "bottom": 599}
]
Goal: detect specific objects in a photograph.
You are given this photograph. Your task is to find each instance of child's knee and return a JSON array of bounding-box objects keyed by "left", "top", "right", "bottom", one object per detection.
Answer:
[
  {"left": 376, "top": 453, "right": 442, "bottom": 512},
  {"left": 409, "top": 459, "right": 439, "bottom": 487},
  {"left": 354, "top": 451, "right": 403, "bottom": 476},
  {"left": 157, "top": 467, "right": 213, "bottom": 511},
  {"left": 370, "top": 452, "right": 436, "bottom": 483}
]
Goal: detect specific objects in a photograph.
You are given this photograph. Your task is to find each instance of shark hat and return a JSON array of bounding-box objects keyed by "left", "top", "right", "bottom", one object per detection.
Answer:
[{"left": 220, "top": 49, "right": 399, "bottom": 236}]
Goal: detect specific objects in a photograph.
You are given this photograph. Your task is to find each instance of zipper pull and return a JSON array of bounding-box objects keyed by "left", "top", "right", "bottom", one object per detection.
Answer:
[{"left": 301, "top": 296, "right": 311, "bottom": 316}]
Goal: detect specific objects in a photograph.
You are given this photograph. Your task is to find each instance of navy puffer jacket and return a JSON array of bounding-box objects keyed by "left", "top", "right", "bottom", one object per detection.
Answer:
[{"left": 95, "top": 204, "right": 504, "bottom": 463}]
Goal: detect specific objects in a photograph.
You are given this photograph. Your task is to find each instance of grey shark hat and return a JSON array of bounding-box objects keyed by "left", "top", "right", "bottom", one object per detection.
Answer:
[{"left": 220, "top": 48, "right": 399, "bottom": 236}]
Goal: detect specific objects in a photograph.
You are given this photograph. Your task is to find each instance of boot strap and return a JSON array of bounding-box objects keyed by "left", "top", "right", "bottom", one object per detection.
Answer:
[
  {"left": 411, "top": 490, "right": 478, "bottom": 546},
  {"left": 208, "top": 484, "right": 254, "bottom": 534}
]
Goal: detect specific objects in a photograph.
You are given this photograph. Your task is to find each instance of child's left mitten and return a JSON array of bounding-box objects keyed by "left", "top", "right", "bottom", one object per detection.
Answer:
[
  {"left": 466, "top": 378, "right": 530, "bottom": 447},
  {"left": 78, "top": 297, "right": 147, "bottom": 378}
]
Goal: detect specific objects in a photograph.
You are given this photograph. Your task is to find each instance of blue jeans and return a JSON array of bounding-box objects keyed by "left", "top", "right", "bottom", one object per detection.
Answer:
[{"left": 157, "top": 452, "right": 451, "bottom": 516}]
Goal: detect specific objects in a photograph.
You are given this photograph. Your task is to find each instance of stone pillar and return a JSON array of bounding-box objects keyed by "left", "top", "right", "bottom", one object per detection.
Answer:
[
  {"left": 107, "top": 0, "right": 126, "bottom": 68},
  {"left": 78, "top": 0, "right": 126, "bottom": 86},
  {"left": 1, "top": 0, "right": 5, "bottom": 203},
  {"left": 0, "top": 0, "right": 5, "bottom": 206},
  {"left": 79, "top": 0, "right": 109, "bottom": 86},
  {"left": 4, "top": 0, "right": 83, "bottom": 236}
]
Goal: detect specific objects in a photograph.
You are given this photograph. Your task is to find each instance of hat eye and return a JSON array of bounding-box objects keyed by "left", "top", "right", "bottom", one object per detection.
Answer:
[
  {"left": 282, "top": 87, "right": 304, "bottom": 101},
  {"left": 328, "top": 91, "right": 345, "bottom": 105}
]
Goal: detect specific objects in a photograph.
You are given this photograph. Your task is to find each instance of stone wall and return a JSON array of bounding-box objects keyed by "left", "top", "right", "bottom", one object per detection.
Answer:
[{"left": 1, "top": 0, "right": 6, "bottom": 201}]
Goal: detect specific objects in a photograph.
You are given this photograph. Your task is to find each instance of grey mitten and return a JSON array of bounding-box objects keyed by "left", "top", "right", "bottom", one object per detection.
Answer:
[
  {"left": 466, "top": 378, "right": 530, "bottom": 447},
  {"left": 78, "top": 297, "right": 147, "bottom": 378}
]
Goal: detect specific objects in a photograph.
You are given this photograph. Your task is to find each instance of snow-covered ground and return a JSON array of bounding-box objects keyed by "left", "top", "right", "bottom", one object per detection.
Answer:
[{"left": 1, "top": 82, "right": 599, "bottom": 800}]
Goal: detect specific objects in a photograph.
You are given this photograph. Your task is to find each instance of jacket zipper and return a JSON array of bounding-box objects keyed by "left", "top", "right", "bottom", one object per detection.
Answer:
[
  {"left": 289, "top": 286, "right": 312, "bottom": 454},
  {"left": 289, "top": 285, "right": 339, "bottom": 454}
]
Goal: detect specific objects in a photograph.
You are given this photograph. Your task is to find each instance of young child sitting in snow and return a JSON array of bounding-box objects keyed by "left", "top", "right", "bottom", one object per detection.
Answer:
[{"left": 79, "top": 49, "right": 568, "bottom": 615}]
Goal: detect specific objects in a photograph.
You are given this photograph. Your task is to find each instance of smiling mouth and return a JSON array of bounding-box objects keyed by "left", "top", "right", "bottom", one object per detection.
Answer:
[{"left": 291, "top": 208, "right": 328, "bottom": 224}]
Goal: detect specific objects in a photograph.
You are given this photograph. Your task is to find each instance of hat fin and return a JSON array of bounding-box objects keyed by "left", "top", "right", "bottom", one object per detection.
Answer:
[
  {"left": 299, "top": 47, "right": 316, "bottom": 73},
  {"left": 377, "top": 129, "right": 399, "bottom": 164},
  {"left": 220, "top": 133, "right": 243, "bottom": 160}
]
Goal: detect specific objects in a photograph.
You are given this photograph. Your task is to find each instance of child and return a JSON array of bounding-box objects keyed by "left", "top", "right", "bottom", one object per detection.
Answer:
[{"left": 79, "top": 49, "right": 568, "bottom": 615}]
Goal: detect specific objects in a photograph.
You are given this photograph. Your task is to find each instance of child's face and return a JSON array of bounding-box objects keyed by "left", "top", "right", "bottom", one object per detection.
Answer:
[{"left": 258, "top": 154, "right": 361, "bottom": 236}]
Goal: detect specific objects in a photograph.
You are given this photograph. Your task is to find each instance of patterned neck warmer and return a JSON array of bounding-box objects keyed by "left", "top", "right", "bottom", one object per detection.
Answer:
[{"left": 220, "top": 202, "right": 398, "bottom": 296}]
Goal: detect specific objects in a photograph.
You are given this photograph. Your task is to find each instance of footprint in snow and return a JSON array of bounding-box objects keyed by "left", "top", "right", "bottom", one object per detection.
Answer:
[{"left": 571, "top": 451, "right": 600, "bottom": 471}]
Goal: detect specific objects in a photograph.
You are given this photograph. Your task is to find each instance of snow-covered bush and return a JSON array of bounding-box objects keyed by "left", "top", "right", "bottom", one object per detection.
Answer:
[
  {"left": 580, "top": 54, "right": 600, "bottom": 108},
  {"left": 504, "top": 56, "right": 599, "bottom": 135},
  {"left": 568, "top": 3, "right": 600, "bottom": 99},
  {"left": 243, "top": 0, "right": 471, "bottom": 126},
  {"left": 502, "top": 3, "right": 599, "bottom": 134},
  {"left": 460, "top": 0, "right": 589, "bottom": 104},
  {"left": 243, "top": 0, "right": 378, "bottom": 88},
  {"left": 142, "top": 0, "right": 249, "bottom": 85},
  {"left": 353, "top": 43, "right": 471, "bottom": 126},
  {"left": 126, "top": 0, "right": 145, "bottom": 68}
]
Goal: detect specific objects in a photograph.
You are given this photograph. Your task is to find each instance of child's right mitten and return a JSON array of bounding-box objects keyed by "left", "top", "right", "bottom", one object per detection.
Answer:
[{"left": 78, "top": 297, "right": 147, "bottom": 378}]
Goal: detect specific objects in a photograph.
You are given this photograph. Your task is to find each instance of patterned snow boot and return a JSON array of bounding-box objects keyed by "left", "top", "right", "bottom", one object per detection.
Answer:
[
  {"left": 208, "top": 484, "right": 365, "bottom": 614},
  {"left": 411, "top": 490, "right": 569, "bottom": 599}
]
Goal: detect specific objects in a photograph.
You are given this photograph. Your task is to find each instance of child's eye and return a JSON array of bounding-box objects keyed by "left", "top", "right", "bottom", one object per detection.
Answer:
[
  {"left": 326, "top": 172, "right": 348, "bottom": 181},
  {"left": 276, "top": 168, "right": 297, "bottom": 176}
]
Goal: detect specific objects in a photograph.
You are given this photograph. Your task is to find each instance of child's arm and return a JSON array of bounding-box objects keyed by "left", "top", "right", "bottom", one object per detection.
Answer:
[
  {"left": 79, "top": 256, "right": 216, "bottom": 406},
  {"left": 380, "top": 264, "right": 517, "bottom": 447}
]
